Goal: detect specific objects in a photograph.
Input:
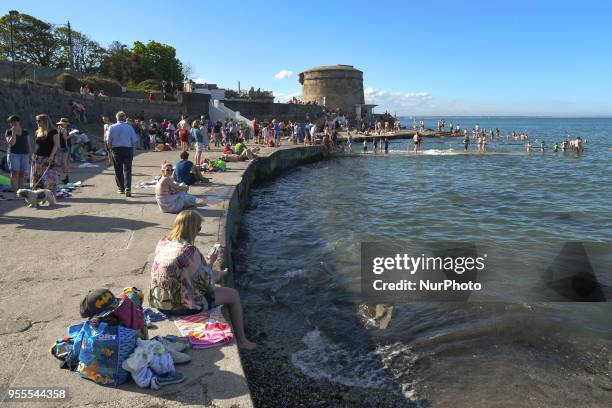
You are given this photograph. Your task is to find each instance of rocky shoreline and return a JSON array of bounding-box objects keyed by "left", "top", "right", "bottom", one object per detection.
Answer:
[{"left": 239, "top": 334, "right": 418, "bottom": 408}]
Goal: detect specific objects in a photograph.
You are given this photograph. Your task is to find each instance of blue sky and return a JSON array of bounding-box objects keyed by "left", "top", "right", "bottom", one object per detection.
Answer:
[{"left": 5, "top": 0, "right": 612, "bottom": 116}]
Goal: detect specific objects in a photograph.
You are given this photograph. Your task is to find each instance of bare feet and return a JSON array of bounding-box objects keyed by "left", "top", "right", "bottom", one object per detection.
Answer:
[{"left": 237, "top": 339, "right": 257, "bottom": 350}]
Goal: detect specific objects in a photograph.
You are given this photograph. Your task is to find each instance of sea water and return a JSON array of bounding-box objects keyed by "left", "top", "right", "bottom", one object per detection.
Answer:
[{"left": 235, "top": 117, "right": 612, "bottom": 406}]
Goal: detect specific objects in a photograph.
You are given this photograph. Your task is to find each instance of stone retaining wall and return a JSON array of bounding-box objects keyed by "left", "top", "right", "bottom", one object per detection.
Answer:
[
  {"left": 220, "top": 146, "right": 331, "bottom": 282},
  {"left": 223, "top": 100, "right": 325, "bottom": 123},
  {"left": 0, "top": 81, "right": 184, "bottom": 131}
]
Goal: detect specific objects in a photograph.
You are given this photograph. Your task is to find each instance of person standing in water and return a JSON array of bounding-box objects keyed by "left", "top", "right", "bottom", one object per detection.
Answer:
[
  {"left": 463, "top": 133, "right": 469, "bottom": 151},
  {"left": 384, "top": 138, "right": 389, "bottom": 154},
  {"left": 413, "top": 132, "right": 421, "bottom": 153},
  {"left": 363, "top": 139, "right": 368, "bottom": 153}
]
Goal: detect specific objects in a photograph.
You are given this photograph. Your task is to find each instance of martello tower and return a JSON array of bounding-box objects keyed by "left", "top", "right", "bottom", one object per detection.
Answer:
[{"left": 299, "top": 65, "right": 366, "bottom": 118}]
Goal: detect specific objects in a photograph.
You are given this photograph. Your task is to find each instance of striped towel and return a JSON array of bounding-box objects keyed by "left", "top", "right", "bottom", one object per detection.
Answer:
[{"left": 174, "top": 306, "right": 233, "bottom": 349}]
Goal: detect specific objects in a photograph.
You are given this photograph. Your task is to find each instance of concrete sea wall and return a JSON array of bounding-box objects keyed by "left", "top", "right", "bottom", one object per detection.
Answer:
[{"left": 220, "top": 145, "right": 331, "bottom": 282}]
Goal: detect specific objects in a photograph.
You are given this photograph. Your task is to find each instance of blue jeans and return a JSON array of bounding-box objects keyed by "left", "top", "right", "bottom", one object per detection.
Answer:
[{"left": 111, "top": 147, "right": 133, "bottom": 192}]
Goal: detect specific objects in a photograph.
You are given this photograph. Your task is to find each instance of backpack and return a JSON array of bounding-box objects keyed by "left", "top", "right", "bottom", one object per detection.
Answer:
[{"left": 110, "top": 297, "right": 145, "bottom": 331}]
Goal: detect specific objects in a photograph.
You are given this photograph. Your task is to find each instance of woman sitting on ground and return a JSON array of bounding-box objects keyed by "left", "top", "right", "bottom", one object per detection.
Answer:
[
  {"left": 223, "top": 143, "right": 234, "bottom": 155},
  {"left": 155, "top": 161, "right": 195, "bottom": 213},
  {"left": 149, "top": 210, "right": 256, "bottom": 350},
  {"left": 221, "top": 144, "right": 260, "bottom": 162}
]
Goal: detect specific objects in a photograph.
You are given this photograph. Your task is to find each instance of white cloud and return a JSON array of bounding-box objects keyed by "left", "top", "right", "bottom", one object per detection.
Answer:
[
  {"left": 274, "top": 70, "right": 293, "bottom": 80},
  {"left": 364, "top": 86, "right": 433, "bottom": 115},
  {"left": 192, "top": 77, "right": 207, "bottom": 84}
]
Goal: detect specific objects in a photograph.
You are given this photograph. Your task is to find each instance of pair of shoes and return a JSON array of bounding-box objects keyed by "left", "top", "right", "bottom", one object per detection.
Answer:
[
  {"left": 157, "top": 337, "right": 189, "bottom": 352},
  {"left": 125, "top": 191, "right": 132, "bottom": 197},
  {"left": 166, "top": 347, "right": 191, "bottom": 364},
  {"left": 117, "top": 189, "right": 124, "bottom": 194},
  {"left": 158, "top": 338, "right": 191, "bottom": 364},
  {"left": 62, "top": 176, "right": 69, "bottom": 184},
  {"left": 154, "top": 370, "right": 185, "bottom": 387}
]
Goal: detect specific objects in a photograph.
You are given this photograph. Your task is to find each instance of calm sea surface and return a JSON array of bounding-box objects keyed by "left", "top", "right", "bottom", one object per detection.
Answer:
[{"left": 236, "top": 117, "right": 612, "bottom": 406}]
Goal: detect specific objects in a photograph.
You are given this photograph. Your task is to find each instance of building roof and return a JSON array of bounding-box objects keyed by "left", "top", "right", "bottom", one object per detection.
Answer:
[{"left": 301, "top": 65, "right": 363, "bottom": 74}]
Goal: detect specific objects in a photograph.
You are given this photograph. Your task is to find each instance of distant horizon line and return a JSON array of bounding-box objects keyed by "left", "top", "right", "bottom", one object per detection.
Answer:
[{"left": 392, "top": 115, "right": 612, "bottom": 119}]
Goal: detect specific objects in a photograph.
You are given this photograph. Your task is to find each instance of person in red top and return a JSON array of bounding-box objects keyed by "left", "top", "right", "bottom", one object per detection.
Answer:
[
  {"left": 223, "top": 144, "right": 234, "bottom": 154},
  {"left": 252, "top": 118, "right": 259, "bottom": 139},
  {"left": 148, "top": 92, "right": 157, "bottom": 101}
]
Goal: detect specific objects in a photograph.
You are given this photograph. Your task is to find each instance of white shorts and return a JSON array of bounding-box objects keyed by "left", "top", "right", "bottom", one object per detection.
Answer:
[{"left": 195, "top": 142, "right": 206, "bottom": 152}]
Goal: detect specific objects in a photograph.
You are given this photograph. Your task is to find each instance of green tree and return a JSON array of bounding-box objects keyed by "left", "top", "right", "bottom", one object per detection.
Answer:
[
  {"left": 100, "top": 41, "right": 130, "bottom": 82},
  {"left": 54, "top": 27, "right": 106, "bottom": 72},
  {"left": 0, "top": 12, "right": 58, "bottom": 66},
  {"left": 132, "top": 40, "right": 183, "bottom": 85}
]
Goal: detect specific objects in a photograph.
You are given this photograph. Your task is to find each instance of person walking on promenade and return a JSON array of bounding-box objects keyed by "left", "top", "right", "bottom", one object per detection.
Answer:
[
  {"left": 31, "top": 114, "right": 60, "bottom": 192},
  {"left": 213, "top": 121, "right": 222, "bottom": 147},
  {"left": 107, "top": 111, "right": 139, "bottom": 197},
  {"left": 273, "top": 120, "right": 281, "bottom": 147},
  {"left": 191, "top": 120, "right": 204, "bottom": 164},
  {"left": 103, "top": 116, "right": 112, "bottom": 165},
  {"left": 56, "top": 117, "right": 71, "bottom": 184},
  {"left": 4, "top": 115, "right": 31, "bottom": 192}
]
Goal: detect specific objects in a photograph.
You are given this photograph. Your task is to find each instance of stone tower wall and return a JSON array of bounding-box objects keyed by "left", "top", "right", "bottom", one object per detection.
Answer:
[{"left": 300, "top": 69, "right": 364, "bottom": 115}]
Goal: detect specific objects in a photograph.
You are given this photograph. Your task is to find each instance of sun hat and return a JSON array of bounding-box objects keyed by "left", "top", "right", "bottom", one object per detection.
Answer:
[
  {"left": 56, "top": 117, "right": 70, "bottom": 125},
  {"left": 69, "top": 129, "right": 80, "bottom": 135},
  {"left": 80, "top": 288, "right": 120, "bottom": 318}
]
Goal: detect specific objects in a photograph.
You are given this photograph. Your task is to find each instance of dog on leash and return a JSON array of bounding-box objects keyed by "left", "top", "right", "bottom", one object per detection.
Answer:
[{"left": 16, "top": 188, "right": 57, "bottom": 208}]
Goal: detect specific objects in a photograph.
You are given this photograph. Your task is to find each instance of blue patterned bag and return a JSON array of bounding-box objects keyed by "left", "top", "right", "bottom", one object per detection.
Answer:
[{"left": 75, "top": 321, "right": 137, "bottom": 387}]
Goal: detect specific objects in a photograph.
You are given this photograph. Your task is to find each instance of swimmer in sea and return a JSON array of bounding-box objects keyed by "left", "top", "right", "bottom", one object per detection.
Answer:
[
  {"left": 413, "top": 132, "right": 421, "bottom": 153},
  {"left": 562, "top": 139, "right": 569, "bottom": 152},
  {"left": 463, "top": 133, "right": 469, "bottom": 151},
  {"left": 571, "top": 136, "right": 584, "bottom": 152},
  {"left": 526, "top": 141, "right": 532, "bottom": 152},
  {"left": 363, "top": 139, "right": 368, "bottom": 153},
  {"left": 384, "top": 138, "right": 389, "bottom": 154},
  {"left": 553, "top": 142, "right": 559, "bottom": 153},
  {"left": 540, "top": 140, "right": 545, "bottom": 152}
]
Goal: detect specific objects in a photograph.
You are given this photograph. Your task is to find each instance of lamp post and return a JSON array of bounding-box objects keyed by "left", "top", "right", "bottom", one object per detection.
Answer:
[
  {"left": 8, "top": 10, "right": 19, "bottom": 83},
  {"left": 120, "top": 44, "right": 127, "bottom": 89}
]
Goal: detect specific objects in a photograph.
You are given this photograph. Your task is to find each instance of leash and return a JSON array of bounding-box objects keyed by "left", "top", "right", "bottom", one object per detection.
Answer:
[{"left": 30, "top": 158, "right": 52, "bottom": 189}]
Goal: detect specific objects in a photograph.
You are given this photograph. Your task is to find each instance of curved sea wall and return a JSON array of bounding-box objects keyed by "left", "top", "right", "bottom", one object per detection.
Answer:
[{"left": 220, "top": 145, "right": 331, "bottom": 283}]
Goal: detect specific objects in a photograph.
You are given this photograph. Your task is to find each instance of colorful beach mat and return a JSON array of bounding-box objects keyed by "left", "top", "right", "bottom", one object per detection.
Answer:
[{"left": 174, "top": 306, "right": 233, "bottom": 349}]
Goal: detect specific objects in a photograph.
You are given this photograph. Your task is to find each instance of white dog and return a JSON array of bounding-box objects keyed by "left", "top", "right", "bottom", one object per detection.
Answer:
[{"left": 16, "top": 188, "right": 57, "bottom": 208}]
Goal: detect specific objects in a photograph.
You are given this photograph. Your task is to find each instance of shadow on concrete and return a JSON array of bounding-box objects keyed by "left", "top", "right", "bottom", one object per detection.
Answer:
[
  {"left": 0, "top": 214, "right": 157, "bottom": 233},
  {"left": 193, "top": 208, "right": 225, "bottom": 218},
  {"left": 66, "top": 197, "right": 153, "bottom": 205},
  {"left": 118, "top": 341, "right": 249, "bottom": 404}
]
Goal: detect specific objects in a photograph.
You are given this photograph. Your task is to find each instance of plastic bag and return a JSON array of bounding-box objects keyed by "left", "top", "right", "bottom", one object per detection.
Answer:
[{"left": 76, "top": 321, "right": 137, "bottom": 387}]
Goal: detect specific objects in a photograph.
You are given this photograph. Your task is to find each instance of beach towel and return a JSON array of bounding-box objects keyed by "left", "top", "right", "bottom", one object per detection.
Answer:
[{"left": 174, "top": 306, "right": 233, "bottom": 349}]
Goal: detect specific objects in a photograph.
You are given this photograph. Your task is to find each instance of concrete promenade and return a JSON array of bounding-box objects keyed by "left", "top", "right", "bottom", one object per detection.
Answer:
[{"left": 0, "top": 143, "right": 328, "bottom": 407}]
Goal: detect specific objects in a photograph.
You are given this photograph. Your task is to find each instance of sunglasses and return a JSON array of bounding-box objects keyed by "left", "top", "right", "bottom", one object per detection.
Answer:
[{"left": 163, "top": 167, "right": 173, "bottom": 172}]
